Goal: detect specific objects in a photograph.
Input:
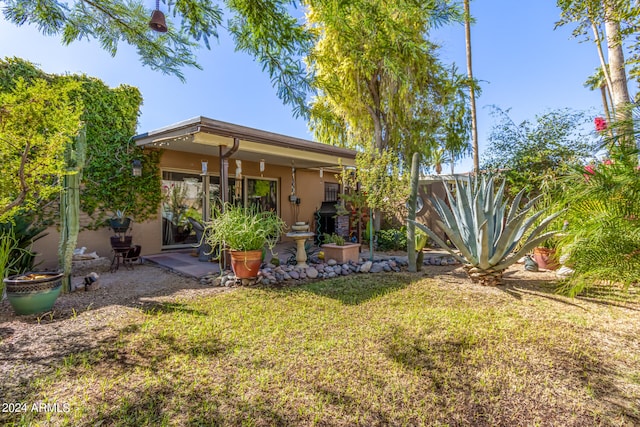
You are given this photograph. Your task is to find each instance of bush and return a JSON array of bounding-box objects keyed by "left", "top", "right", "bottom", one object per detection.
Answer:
[{"left": 376, "top": 227, "right": 407, "bottom": 251}]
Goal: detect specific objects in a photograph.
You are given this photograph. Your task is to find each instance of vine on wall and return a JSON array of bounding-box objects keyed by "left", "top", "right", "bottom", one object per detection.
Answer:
[{"left": 0, "top": 57, "right": 162, "bottom": 227}]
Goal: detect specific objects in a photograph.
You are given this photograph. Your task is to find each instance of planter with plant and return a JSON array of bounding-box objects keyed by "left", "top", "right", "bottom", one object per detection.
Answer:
[
  {"left": 321, "top": 233, "right": 360, "bottom": 264},
  {"left": 203, "top": 204, "right": 286, "bottom": 278},
  {"left": 533, "top": 241, "right": 559, "bottom": 270},
  {"left": 410, "top": 175, "right": 561, "bottom": 286},
  {"left": 109, "top": 209, "right": 132, "bottom": 234}
]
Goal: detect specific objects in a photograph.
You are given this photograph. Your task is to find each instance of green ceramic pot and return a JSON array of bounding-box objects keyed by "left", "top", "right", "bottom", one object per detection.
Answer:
[{"left": 4, "top": 272, "right": 63, "bottom": 315}]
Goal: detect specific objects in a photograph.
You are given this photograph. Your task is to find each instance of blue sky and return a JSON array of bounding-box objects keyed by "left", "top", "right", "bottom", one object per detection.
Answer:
[{"left": 0, "top": 1, "right": 608, "bottom": 172}]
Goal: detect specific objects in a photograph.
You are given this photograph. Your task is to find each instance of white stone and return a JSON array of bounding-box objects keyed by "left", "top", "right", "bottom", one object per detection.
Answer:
[{"left": 360, "top": 261, "right": 372, "bottom": 273}]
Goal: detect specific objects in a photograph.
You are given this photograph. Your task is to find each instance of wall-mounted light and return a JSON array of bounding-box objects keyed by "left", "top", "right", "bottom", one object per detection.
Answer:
[
  {"left": 259, "top": 159, "right": 265, "bottom": 175},
  {"left": 235, "top": 160, "right": 242, "bottom": 179},
  {"left": 132, "top": 159, "right": 142, "bottom": 177},
  {"left": 319, "top": 167, "right": 324, "bottom": 179},
  {"left": 201, "top": 160, "right": 208, "bottom": 175}
]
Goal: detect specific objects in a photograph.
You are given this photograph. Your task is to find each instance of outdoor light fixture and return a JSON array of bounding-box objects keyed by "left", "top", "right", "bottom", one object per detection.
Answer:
[
  {"left": 132, "top": 159, "right": 142, "bottom": 177},
  {"left": 235, "top": 160, "right": 242, "bottom": 179},
  {"left": 201, "top": 160, "right": 208, "bottom": 175},
  {"left": 319, "top": 167, "right": 323, "bottom": 179},
  {"left": 259, "top": 159, "right": 265, "bottom": 174},
  {"left": 149, "top": 0, "right": 168, "bottom": 33}
]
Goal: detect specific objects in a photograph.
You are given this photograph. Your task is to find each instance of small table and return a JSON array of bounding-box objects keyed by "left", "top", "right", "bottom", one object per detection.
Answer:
[{"left": 110, "top": 246, "right": 133, "bottom": 273}]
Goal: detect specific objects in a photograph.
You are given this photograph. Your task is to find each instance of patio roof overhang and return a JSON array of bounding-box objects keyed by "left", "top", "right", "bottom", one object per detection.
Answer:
[{"left": 133, "top": 116, "right": 356, "bottom": 170}]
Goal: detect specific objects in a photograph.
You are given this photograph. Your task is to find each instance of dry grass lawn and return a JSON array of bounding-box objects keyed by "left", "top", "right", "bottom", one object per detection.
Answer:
[{"left": 1, "top": 264, "right": 639, "bottom": 426}]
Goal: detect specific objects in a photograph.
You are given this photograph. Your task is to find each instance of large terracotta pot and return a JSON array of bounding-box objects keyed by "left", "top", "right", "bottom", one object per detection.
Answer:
[
  {"left": 4, "top": 272, "right": 64, "bottom": 315},
  {"left": 533, "top": 247, "right": 559, "bottom": 270},
  {"left": 229, "top": 249, "right": 263, "bottom": 278}
]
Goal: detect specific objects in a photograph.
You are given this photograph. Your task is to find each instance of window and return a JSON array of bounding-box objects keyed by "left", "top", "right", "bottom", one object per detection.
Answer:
[
  {"left": 324, "top": 183, "right": 340, "bottom": 202},
  {"left": 246, "top": 178, "right": 278, "bottom": 213},
  {"left": 161, "top": 171, "right": 203, "bottom": 247}
]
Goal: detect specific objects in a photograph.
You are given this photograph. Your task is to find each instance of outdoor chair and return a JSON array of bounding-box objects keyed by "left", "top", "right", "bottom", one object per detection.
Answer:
[
  {"left": 123, "top": 245, "right": 142, "bottom": 268},
  {"left": 188, "top": 217, "right": 214, "bottom": 261}
]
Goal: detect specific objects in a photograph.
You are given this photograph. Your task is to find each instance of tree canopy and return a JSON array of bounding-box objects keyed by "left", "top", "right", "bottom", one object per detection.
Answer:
[
  {"left": 1, "top": 0, "right": 313, "bottom": 115},
  {"left": 481, "top": 107, "right": 599, "bottom": 198},
  {"left": 0, "top": 57, "right": 162, "bottom": 226},
  {"left": 307, "top": 0, "right": 465, "bottom": 168},
  {"left": 0, "top": 77, "right": 82, "bottom": 222}
]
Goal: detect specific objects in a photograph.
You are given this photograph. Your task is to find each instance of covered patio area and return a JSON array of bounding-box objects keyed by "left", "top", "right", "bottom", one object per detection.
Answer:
[{"left": 133, "top": 117, "right": 357, "bottom": 255}]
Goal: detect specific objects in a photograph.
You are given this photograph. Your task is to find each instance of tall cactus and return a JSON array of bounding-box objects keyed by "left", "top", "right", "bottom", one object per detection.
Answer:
[
  {"left": 59, "top": 127, "right": 86, "bottom": 293},
  {"left": 406, "top": 153, "right": 420, "bottom": 272},
  {"left": 411, "top": 175, "right": 561, "bottom": 286}
]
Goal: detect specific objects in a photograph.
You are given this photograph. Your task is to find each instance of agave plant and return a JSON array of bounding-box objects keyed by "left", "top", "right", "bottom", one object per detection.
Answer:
[{"left": 411, "top": 175, "right": 561, "bottom": 286}]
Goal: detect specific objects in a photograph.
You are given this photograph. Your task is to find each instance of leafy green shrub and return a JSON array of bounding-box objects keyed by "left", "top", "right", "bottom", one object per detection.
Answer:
[
  {"left": 204, "top": 204, "right": 286, "bottom": 253},
  {"left": 322, "top": 233, "right": 346, "bottom": 246},
  {"left": 376, "top": 227, "right": 407, "bottom": 251}
]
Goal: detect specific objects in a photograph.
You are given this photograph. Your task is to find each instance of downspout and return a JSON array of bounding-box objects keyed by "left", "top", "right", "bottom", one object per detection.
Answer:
[
  {"left": 219, "top": 137, "right": 240, "bottom": 210},
  {"left": 218, "top": 137, "right": 239, "bottom": 271}
]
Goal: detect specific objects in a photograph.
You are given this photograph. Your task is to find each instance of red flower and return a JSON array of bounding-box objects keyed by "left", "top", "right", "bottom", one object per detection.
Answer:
[
  {"left": 594, "top": 117, "right": 608, "bottom": 132},
  {"left": 583, "top": 164, "right": 595, "bottom": 181},
  {"left": 602, "top": 159, "right": 613, "bottom": 165}
]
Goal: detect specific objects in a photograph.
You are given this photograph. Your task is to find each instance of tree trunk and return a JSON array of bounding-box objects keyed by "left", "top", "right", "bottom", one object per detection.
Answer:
[
  {"left": 464, "top": 264, "right": 504, "bottom": 286},
  {"left": 464, "top": 0, "right": 479, "bottom": 174},
  {"left": 604, "top": 6, "right": 633, "bottom": 149}
]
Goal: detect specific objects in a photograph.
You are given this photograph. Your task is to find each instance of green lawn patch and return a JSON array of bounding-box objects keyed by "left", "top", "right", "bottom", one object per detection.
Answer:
[{"left": 3, "top": 274, "right": 640, "bottom": 426}]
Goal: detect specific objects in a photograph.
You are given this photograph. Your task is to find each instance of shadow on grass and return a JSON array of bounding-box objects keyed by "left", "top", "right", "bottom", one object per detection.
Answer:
[
  {"left": 141, "top": 301, "right": 210, "bottom": 317},
  {"left": 380, "top": 322, "right": 640, "bottom": 425},
  {"left": 277, "top": 273, "right": 418, "bottom": 305}
]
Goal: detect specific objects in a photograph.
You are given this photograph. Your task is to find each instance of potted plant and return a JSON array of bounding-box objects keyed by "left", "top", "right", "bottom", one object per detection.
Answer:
[
  {"left": 203, "top": 204, "right": 286, "bottom": 278},
  {"left": 533, "top": 240, "right": 559, "bottom": 270},
  {"left": 1, "top": 222, "right": 62, "bottom": 315},
  {"left": 109, "top": 209, "right": 132, "bottom": 234},
  {"left": 321, "top": 233, "right": 361, "bottom": 264}
]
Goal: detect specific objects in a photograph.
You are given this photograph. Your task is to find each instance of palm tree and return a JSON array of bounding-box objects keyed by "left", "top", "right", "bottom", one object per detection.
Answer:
[{"left": 464, "top": 0, "right": 479, "bottom": 174}]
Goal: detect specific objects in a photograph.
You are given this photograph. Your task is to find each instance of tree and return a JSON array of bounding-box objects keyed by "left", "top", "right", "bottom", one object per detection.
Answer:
[
  {"left": 556, "top": 0, "right": 638, "bottom": 127},
  {"left": 438, "top": 65, "right": 473, "bottom": 174},
  {"left": 464, "top": 0, "right": 479, "bottom": 174},
  {"left": 1, "top": 0, "right": 313, "bottom": 115},
  {"left": 0, "top": 78, "right": 82, "bottom": 222},
  {"left": 308, "top": 0, "right": 461, "bottom": 164},
  {"left": 0, "top": 57, "right": 162, "bottom": 226},
  {"left": 554, "top": 108, "right": 640, "bottom": 295},
  {"left": 481, "top": 107, "right": 599, "bottom": 199},
  {"left": 306, "top": 0, "right": 464, "bottom": 229}
]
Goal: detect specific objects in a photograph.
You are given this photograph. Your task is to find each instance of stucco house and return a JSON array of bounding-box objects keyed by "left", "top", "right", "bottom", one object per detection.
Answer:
[{"left": 33, "top": 117, "right": 357, "bottom": 267}]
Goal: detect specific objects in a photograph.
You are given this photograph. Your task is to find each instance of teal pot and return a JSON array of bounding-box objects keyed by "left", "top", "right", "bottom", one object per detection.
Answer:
[
  {"left": 4, "top": 272, "right": 64, "bottom": 315},
  {"left": 109, "top": 217, "right": 131, "bottom": 233}
]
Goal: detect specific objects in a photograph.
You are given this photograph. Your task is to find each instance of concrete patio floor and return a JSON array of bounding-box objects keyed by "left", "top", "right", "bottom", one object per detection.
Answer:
[{"left": 142, "top": 242, "right": 299, "bottom": 279}]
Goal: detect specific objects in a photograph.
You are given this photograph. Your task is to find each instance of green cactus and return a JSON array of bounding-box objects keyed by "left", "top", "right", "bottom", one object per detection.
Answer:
[
  {"left": 407, "top": 152, "right": 420, "bottom": 272},
  {"left": 410, "top": 175, "right": 561, "bottom": 286},
  {"left": 59, "top": 127, "right": 86, "bottom": 293}
]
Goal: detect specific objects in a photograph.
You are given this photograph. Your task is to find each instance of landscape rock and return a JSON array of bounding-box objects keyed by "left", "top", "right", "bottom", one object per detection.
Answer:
[
  {"left": 370, "top": 263, "right": 384, "bottom": 274},
  {"left": 360, "top": 261, "right": 373, "bottom": 273}
]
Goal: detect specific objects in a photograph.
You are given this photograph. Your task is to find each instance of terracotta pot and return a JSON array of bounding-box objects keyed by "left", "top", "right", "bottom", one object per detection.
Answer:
[
  {"left": 533, "top": 247, "right": 559, "bottom": 270},
  {"left": 229, "top": 249, "right": 263, "bottom": 278}
]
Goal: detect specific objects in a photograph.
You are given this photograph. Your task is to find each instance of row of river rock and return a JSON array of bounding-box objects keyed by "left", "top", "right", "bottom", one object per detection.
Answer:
[{"left": 200, "top": 254, "right": 460, "bottom": 287}]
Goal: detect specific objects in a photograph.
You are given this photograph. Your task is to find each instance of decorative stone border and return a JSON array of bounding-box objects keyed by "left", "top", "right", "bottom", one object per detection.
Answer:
[{"left": 200, "top": 254, "right": 460, "bottom": 287}]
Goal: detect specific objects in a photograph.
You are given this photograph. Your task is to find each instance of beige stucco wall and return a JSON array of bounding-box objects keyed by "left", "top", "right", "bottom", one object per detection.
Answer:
[{"left": 32, "top": 148, "right": 341, "bottom": 268}]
